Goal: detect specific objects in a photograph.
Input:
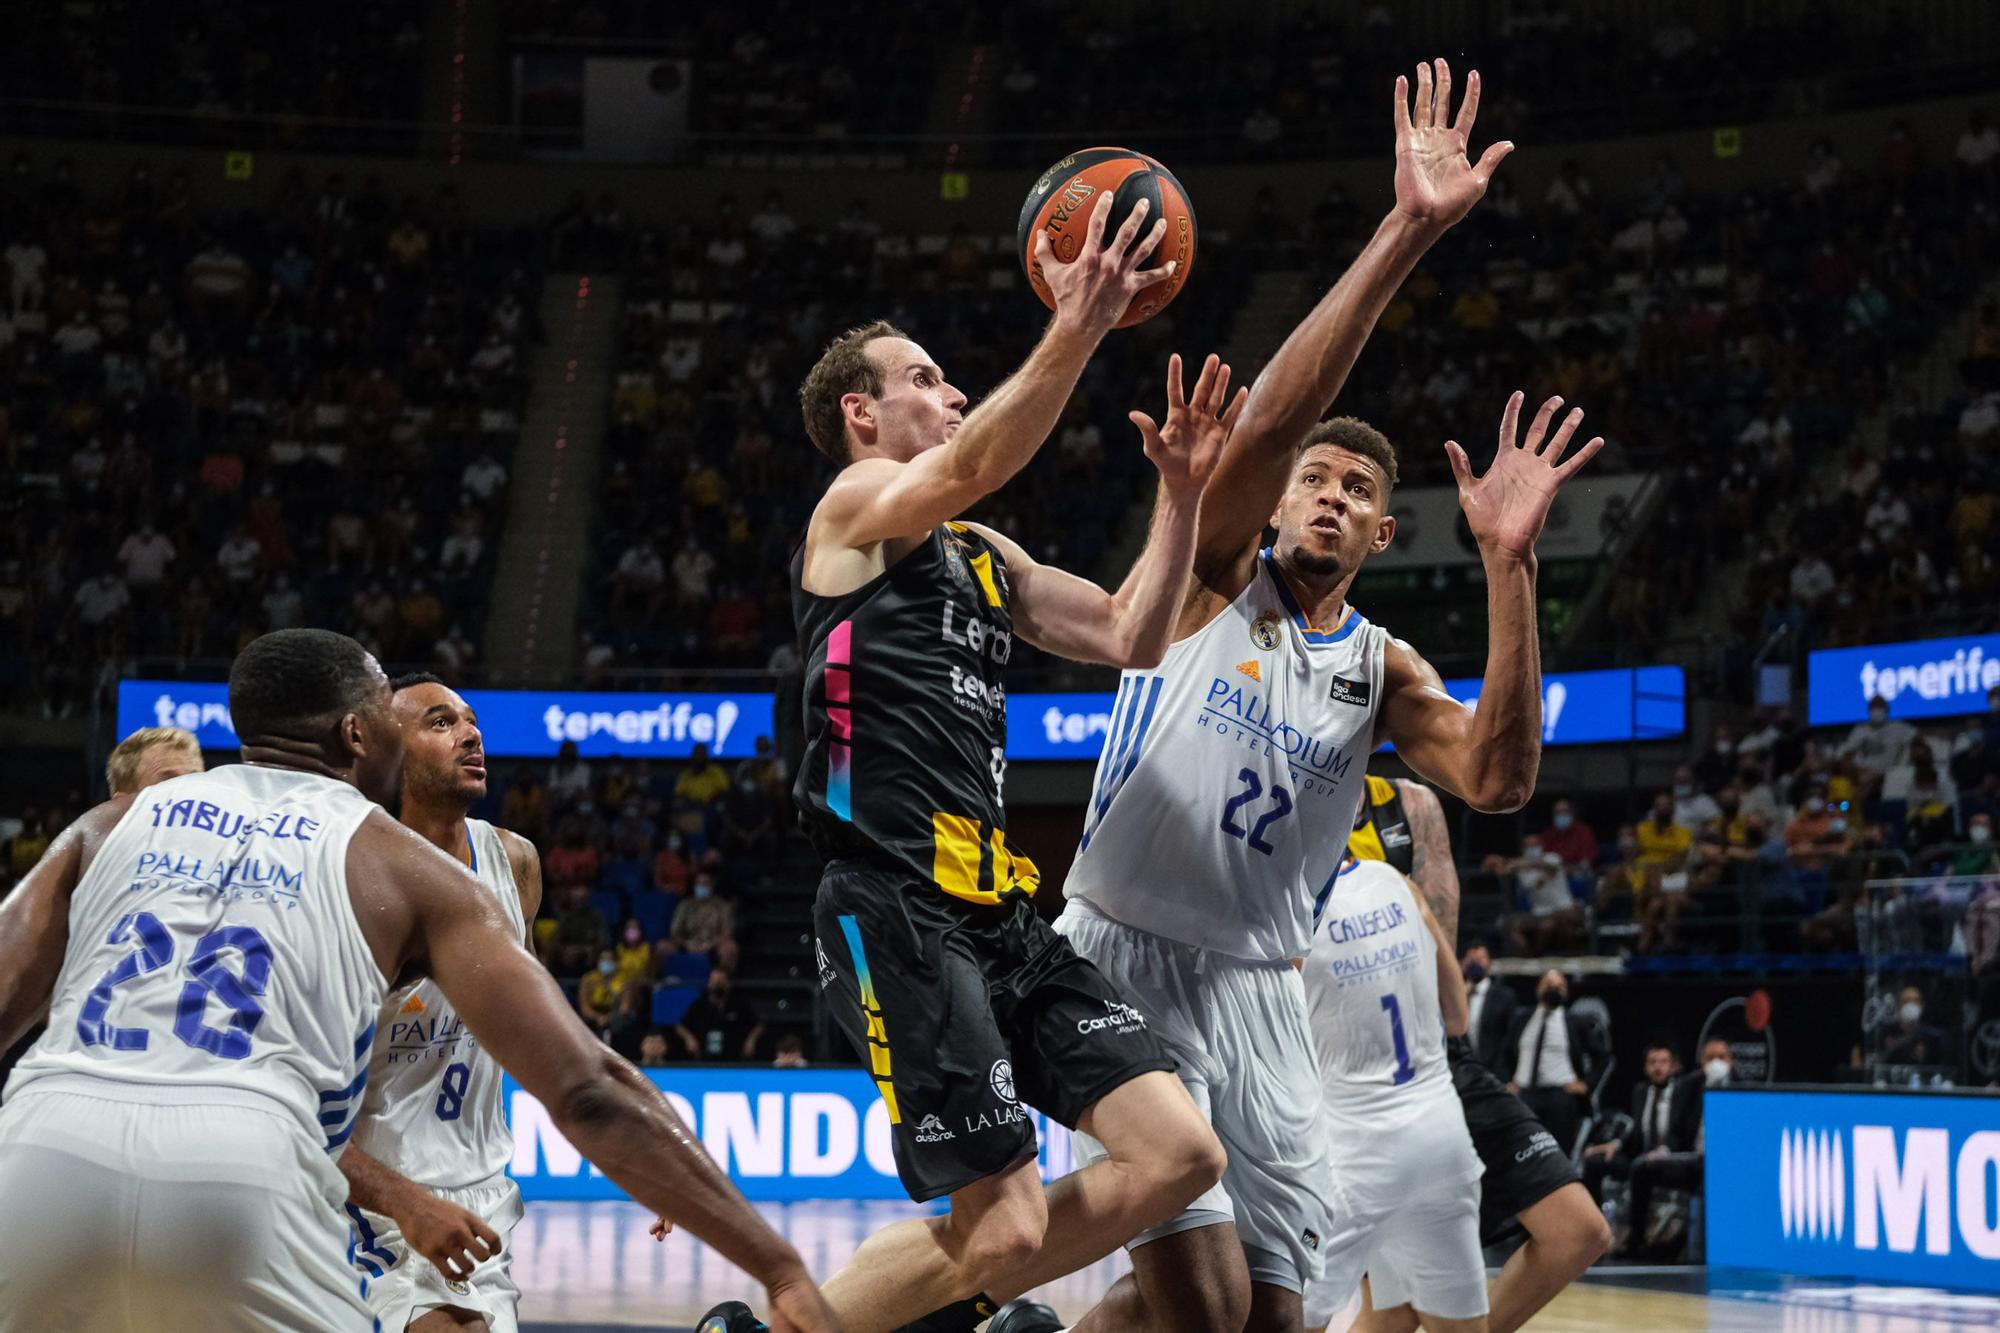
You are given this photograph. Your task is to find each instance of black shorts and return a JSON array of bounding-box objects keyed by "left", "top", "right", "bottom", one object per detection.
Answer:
[
  {"left": 1446, "top": 1037, "right": 1581, "bottom": 1245},
  {"left": 815, "top": 861, "right": 1175, "bottom": 1202}
]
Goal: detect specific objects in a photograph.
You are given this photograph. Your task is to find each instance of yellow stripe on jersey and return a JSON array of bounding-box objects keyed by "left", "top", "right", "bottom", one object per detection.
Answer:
[
  {"left": 968, "top": 551, "right": 1004, "bottom": 607},
  {"left": 932, "top": 812, "right": 1040, "bottom": 903},
  {"left": 1350, "top": 774, "right": 1398, "bottom": 864}
]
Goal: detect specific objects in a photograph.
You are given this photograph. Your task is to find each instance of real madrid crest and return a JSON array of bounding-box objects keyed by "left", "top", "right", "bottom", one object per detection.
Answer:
[{"left": 1250, "top": 610, "right": 1282, "bottom": 651}]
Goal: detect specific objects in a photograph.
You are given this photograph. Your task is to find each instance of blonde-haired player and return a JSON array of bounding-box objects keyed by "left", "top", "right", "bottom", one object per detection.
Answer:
[{"left": 106, "top": 726, "right": 204, "bottom": 796}]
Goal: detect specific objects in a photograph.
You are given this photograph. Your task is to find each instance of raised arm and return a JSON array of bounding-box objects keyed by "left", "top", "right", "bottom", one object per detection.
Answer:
[
  {"left": 1193, "top": 60, "right": 1512, "bottom": 578},
  {"left": 969, "top": 352, "right": 1242, "bottom": 668},
  {"left": 1382, "top": 393, "right": 1603, "bottom": 812},
  {"left": 816, "top": 195, "right": 1173, "bottom": 551},
  {"left": 1409, "top": 880, "right": 1470, "bottom": 1038},
  {"left": 1395, "top": 779, "right": 1461, "bottom": 948},
  {"left": 0, "top": 796, "right": 131, "bottom": 1050},
  {"left": 353, "top": 815, "right": 838, "bottom": 1333}
]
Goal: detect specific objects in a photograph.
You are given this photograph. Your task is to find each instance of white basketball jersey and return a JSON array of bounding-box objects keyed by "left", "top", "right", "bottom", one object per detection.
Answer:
[
  {"left": 1065, "top": 549, "right": 1388, "bottom": 962},
  {"left": 1303, "top": 858, "right": 1450, "bottom": 1121},
  {"left": 347, "top": 819, "right": 525, "bottom": 1191},
  {"left": 6, "top": 766, "right": 387, "bottom": 1152}
]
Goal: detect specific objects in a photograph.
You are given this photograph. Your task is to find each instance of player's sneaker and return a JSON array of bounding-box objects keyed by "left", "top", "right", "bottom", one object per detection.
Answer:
[
  {"left": 988, "top": 1298, "right": 1064, "bottom": 1333},
  {"left": 698, "top": 1300, "right": 769, "bottom": 1333}
]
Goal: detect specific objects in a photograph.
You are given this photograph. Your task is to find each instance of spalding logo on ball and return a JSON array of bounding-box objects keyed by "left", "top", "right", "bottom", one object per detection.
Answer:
[{"left": 1018, "top": 147, "right": 1197, "bottom": 329}]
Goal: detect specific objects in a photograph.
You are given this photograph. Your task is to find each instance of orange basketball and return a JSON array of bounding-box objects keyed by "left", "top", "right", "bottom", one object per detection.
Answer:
[{"left": 1018, "top": 147, "right": 1197, "bottom": 329}]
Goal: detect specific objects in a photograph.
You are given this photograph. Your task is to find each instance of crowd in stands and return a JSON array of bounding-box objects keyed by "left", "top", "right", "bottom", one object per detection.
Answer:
[
  {"left": 578, "top": 187, "right": 1248, "bottom": 681},
  {"left": 1479, "top": 690, "right": 2000, "bottom": 959},
  {"left": 0, "top": 2, "right": 424, "bottom": 151},
  {"left": 504, "top": 735, "right": 808, "bottom": 1065},
  {"left": 0, "top": 156, "right": 544, "bottom": 711},
  {"left": 501, "top": 3, "right": 1997, "bottom": 167}
]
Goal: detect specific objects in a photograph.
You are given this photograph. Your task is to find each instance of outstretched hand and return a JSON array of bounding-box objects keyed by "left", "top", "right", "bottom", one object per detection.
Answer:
[
  {"left": 1130, "top": 352, "right": 1247, "bottom": 499},
  {"left": 1393, "top": 59, "right": 1513, "bottom": 231},
  {"left": 1445, "top": 392, "right": 1605, "bottom": 563}
]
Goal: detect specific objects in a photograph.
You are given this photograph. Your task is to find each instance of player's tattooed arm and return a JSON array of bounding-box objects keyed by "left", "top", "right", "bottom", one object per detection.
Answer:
[
  {"left": 1396, "top": 779, "right": 1461, "bottom": 950},
  {"left": 0, "top": 796, "right": 128, "bottom": 1050},
  {"left": 1185, "top": 59, "right": 1513, "bottom": 615},
  {"left": 1407, "top": 877, "right": 1471, "bottom": 1038},
  {"left": 339, "top": 1145, "right": 500, "bottom": 1280}
]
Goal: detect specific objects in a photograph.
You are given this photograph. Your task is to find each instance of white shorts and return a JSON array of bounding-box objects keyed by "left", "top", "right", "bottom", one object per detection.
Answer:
[
  {"left": 1306, "top": 1092, "right": 1488, "bottom": 1326},
  {"left": 0, "top": 1083, "right": 371, "bottom": 1333},
  {"left": 1058, "top": 903, "right": 1332, "bottom": 1293},
  {"left": 351, "top": 1173, "right": 524, "bottom": 1331}
]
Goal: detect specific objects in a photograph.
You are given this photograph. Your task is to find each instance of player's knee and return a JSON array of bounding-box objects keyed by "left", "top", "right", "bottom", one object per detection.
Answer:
[
  {"left": 1155, "top": 1121, "right": 1228, "bottom": 1209},
  {"left": 1551, "top": 1196, "right": 1612, "bottom": 1270},
  {"left": 958, "top": 1212, "right": 1045, "bottom": 1285}
]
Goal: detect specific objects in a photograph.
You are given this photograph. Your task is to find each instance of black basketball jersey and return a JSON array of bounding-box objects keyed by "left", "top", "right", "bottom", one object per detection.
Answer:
[
  {"left": 1350, "top": 773, "right": 1416, "bottom": 875},
  {"left": 792, "top": 523, "right": 1040, "bottom": 903}
]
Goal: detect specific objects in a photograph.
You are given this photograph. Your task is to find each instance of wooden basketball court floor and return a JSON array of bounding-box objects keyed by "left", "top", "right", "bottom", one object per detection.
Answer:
[{"left": 508, "top": 1200, "right": 2000, "bottom": 1331}]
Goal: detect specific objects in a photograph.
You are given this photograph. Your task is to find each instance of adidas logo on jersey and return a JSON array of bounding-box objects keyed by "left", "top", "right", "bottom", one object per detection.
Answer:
[
  {"left": 914, "top": 1113, "right": 957, "bottom": 1143},
  {"left": 1235, "top": 659, "right": 1262, "bottom": 683},
  {"left": 400, "top": 994, "right": 428, "bottom": 1014}
]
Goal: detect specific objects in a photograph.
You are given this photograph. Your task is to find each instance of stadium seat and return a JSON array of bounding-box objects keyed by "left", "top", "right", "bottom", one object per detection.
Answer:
[
  {"left": 601, "top": 858, "right": 648, "bottom": 897},
  {"left": 651, "top": 984, "right": 699, "bottom": 1028},
  {"left": 662, "top": 951, "right": 712, "bottom": 984},
  {"left": 589, "top": 890, "right": 626, "bottom": 933},
  {"left": 631, "top": 893, "right": 675, "bottom": 942}
]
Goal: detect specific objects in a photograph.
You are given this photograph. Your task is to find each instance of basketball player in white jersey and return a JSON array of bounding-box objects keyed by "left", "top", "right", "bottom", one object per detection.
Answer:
[
  {"left": 1302, "top": 856, "right": 1483, "bottom": 1333},
  {"left": 1007, "top": 63, "right": 1604, "bottom": 1333},
  {"left": 0, "top": 629, "right": 838, "bottom": 1333},
  {"left": 338, "top": 673, "right": 542, "bottom": 1332}
]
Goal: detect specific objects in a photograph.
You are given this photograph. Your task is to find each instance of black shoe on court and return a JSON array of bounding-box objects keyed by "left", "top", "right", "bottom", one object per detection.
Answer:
[
  {"left": 697, "top": 1300, "right": 769, "bottom": 1333},
  {"left": 988, "top": 1299, "right": 1064, "bottom": 1333}
]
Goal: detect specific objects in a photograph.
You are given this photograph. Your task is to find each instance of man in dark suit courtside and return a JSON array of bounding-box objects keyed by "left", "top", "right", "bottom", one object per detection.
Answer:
[
  {"left": 1503, "top": 968, "right": 1609, "bottom": 1155},
  {"left": 1460, "top": 938, "right": 1519, "bottom": 1075}
]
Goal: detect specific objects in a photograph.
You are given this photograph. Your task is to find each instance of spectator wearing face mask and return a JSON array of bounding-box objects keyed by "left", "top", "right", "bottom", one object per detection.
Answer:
[
  {"left": 1495, "top": 833, "right": 1584, "bottom": 955},
  {"left": 772, "top": 1034, "right": 810, "bottom": 1069},
  {"left": 1634, "top": 791, "right": 1696, "bottom": 952},
  {"left": 1460, "top": 940, "right": 1518, "bottom": 1074},
  {"left": 1840, "top": 696, "right": 1917, "bottom": 796},
  {"left": 676, "top": 969, "right": 764, "bottom": 1062},
  {"left": 1880, "top": 985, "right": 1949, "bottom": 1066},
  {"left": 1504, "top": 969, "right": 1607, "bottom": 1153},
  {"left": 1539, "top": 798, "right": 1599, "bottom": 875},
  {"left": 577, "top": 946, "right": 624, "bottom": 1034},
  {"left": 1671, "top": 765, "right": 1721, "bottom": 834},
  {"left": 614, "top": 916, "right": 655, "bottom": 989},
  {"left": 1953, "top": 813, "right": 1997, "bottom": 874},
  {"left": 660, "top": 869, "right": 739, "bottom": 972}
]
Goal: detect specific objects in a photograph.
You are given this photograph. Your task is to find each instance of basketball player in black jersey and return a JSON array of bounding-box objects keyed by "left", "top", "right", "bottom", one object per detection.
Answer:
[
  {"left": 1344, "top": 772, "right": 1609, "bottom": 1333},
  {"left": 742, "top": 195, "right": 1245, "bottom": 1333}
]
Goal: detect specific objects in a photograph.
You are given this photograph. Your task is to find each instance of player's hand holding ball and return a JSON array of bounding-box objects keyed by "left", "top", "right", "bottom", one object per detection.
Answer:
[
  {"left": 1032, "top": 191, "right": 1174, "bottom": 339},
  {"left": 1392, "top": 58, "right": 1514, "bottom": 233},
  {"left": 1131, "top": 352, "right": 1246, "bottom": 500}
]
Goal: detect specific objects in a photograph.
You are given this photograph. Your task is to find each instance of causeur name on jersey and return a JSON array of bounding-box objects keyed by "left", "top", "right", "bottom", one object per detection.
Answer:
[{"left": 144, "top": 797, "right": 322, "bottom": 844}]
